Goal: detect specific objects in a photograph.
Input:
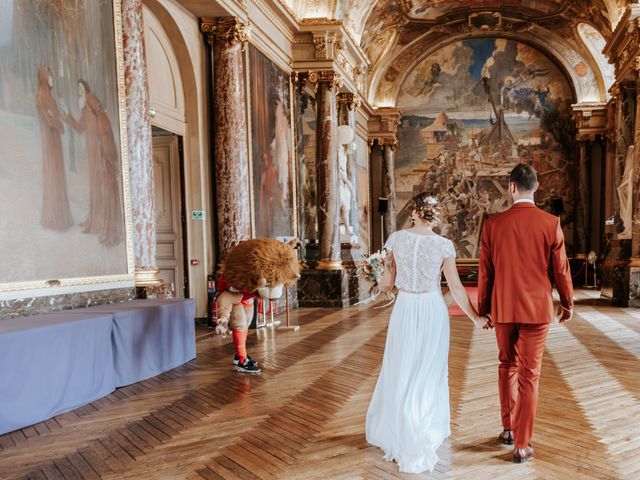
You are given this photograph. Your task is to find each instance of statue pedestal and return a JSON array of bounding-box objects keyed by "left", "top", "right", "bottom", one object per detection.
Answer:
[
  {"left": 340, "top": 233, "right": 359, "bottom": 244},
  {"left": 298, "top": 242, "right": 361, "bottom": 307},
  {"left": 298, "top": 268, "right": 358, "bottom": 307},
  {"left": 601, "top": 239, "right": 631, "bottom": 306}
]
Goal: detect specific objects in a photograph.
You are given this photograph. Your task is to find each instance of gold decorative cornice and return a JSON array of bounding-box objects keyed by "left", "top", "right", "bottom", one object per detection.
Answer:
[
  {"left": 307, "top": 70, "right": 342, "bottom": 92},
  {"left": 200, "top": 18, "right": 249, "bottom": 49},
  {"left": 300, "top": 18, "right": 343, "bottom": 26}
]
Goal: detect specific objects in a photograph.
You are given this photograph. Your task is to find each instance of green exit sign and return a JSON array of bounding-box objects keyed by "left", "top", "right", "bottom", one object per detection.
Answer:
[{"left": 191, "top": 210, "right": 205, "bottom": 220}]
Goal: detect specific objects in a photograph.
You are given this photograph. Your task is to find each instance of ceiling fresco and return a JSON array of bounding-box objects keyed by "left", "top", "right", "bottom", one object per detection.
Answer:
[
  {"left": 290, "top": 0, "right": 630, "bottom": 106},
  {"left": 406, "top": 0, "right": 573, "bottom": 21}
]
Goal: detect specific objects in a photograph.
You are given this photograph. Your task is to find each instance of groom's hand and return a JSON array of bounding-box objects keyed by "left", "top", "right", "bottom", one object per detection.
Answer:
[
  {"left": 557, "top": 306, "right": 573, "bottom": 322},
  {"left": 479, "top": 315, "right": 494, "bottom": 330}
]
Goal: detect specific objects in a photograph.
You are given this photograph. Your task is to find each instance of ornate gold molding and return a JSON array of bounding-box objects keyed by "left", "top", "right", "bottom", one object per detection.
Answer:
[
  {"left": 300, "top": 18, "right": 343, "bottom": 26},
  {"left": 368, "top": 137, "right": 398, "bottom": 149},
  {"left": 200, "top": 18, "right": 249, "bottom": 49},
  {"left": 576, "top": 133, "right": 600, "bottom": 142},
  {"left": 307, "top": 70, "right": 343, "bottom": 92},
  {"left": 337, "top": 92, "right": 361, "bottom": 111}
]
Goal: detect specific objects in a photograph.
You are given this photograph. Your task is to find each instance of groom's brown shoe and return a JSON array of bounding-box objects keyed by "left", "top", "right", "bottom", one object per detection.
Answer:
[
  {"left": 513, "top": 445, "right": 534, "bottom": 463},
  {"left": 498, "top": 429, "right": 514, "bottom": 445}
]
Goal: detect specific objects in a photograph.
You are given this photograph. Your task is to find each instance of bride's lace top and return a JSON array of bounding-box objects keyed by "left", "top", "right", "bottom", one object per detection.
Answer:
[{"left": 384, "top": 230, "right": 457, "bottom": 293}]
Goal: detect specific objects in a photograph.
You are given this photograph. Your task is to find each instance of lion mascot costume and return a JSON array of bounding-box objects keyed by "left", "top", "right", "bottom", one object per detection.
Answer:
[{"left": 216, "top": 238, "right": 300, "bottom": 373}]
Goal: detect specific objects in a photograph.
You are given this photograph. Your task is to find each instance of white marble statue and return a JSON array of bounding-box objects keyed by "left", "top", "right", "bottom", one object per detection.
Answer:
[
  {"left": 338, "top": 143, "right": 356, "bottom": 235},
  {"left": 617, "top": 144, "right": 634, "bottom": 239}
]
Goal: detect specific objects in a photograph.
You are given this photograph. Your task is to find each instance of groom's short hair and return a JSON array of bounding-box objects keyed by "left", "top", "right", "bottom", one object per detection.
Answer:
[{"left": 510, "top": 163, "right": 538, "bottom": 192}]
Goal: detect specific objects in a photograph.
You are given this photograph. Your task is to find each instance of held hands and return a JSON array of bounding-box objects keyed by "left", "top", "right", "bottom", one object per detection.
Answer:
[{"left": 473, "top": 314, "right": 494, "bottom": 330}]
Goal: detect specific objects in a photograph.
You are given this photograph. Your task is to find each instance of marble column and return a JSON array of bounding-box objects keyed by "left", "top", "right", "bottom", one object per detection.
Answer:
[
  {"left": 312, "top": 71, "right": 341, "bottom": 269},
  {"left": 628, "top": 77, "right": 640, "bottom": 306},
  {"left": 575, "top": 137, "right": 591, "bottom": 256},
  {"left": 201, "top": 18, "right": 251, "bottom": 258},
  {"left": 122, "top": 0, "right": 160, "bottom": 286},
  {"left": 382, "top": 140, "right": 398, "bottom": 238},
  {"left": 631, "top": 80, "right": 640, "bottom": 259}
]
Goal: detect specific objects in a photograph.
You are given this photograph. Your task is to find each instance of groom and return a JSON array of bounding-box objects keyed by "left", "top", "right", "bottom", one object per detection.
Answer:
[{"left": 478, "top": 163, "right": 573, "bottom": 463}]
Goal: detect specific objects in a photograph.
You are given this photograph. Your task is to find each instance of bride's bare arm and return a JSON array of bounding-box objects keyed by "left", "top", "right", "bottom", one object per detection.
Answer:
[
  {"left": 442, "top": 257, "right": 486, "bottom": 328},
  {"left": 379, "top": 251, "right": 395, "bottom": 292}
]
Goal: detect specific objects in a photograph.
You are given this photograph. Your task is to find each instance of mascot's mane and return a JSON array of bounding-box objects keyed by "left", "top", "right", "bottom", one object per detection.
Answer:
[{"left": 222, "top": 238, "right": 300, "bottom": 292}]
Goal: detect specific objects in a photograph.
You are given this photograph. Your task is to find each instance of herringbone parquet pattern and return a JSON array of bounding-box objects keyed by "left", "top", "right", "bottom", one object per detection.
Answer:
[{"left": 0, "top": 290, "right": 636, "bottom": 479}]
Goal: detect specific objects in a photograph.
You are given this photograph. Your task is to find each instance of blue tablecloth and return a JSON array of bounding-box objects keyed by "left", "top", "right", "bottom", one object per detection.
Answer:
[
  {"left": 0, "top": 299, "right": 196, "bottom": 435},
  {"left": 80, "top": 299, "right": 196, "bottom": 386},
  {"left": 0, "top": 312, "right": 116, "bottom": 435}
]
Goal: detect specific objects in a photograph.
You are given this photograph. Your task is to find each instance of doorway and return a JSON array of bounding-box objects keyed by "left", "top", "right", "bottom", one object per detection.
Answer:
[{"left": 152, "top": 127, "right": 188, "bottom": 298}]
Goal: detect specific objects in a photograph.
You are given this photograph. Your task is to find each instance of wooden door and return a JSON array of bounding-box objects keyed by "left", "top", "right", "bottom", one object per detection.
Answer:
[{"left": 152, "top": 135, "right": 185, "bottom": 297}]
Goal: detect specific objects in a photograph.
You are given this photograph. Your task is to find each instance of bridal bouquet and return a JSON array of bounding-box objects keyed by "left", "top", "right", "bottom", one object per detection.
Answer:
[{"left": 355, "top": 250, "right": 395, "bottom": 307}]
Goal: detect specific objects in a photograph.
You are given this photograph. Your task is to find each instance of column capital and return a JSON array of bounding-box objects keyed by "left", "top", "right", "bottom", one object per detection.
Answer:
[
  {"left": 337, "top": 92, "right": 361, "bottom": 111},
  {"left": 200, "top": 17, "right": 249, "bottom": 49},
  {"left": 576, "top": 133, "right": 600, "bottom": 142},
  {"left": 368, "top": 137, "right": 398, "bottom": 149},
  {"left": 308, "top": 70, "right": 342, "bottom": 92}
]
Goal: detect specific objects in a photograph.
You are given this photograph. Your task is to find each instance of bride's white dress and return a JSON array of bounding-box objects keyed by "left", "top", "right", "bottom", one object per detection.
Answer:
[{"left": 366, "top": 230, "right": 456, "bottom": 474}]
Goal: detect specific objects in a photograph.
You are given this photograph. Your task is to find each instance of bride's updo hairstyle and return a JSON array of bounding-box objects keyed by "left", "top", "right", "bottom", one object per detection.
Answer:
[{"left": 411, "top": 192, "right": 441, "bottom": 226}]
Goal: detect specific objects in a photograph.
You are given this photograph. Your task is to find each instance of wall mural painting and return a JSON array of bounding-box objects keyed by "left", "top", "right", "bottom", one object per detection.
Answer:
[
  {"left": 0, "top": 0, "right": 128, "bottom": 284},
  {"left": 355, "top": 135, "right": 371, "bottom": 255},
  {"left": 396, "top": 38, "right": 576, "bottom": 258},
  {"left": 249, "top": 46, "right": 295, "bottom": 239},
  {"left": 296, "top": 88, "right": 318, "bottom": 249}
]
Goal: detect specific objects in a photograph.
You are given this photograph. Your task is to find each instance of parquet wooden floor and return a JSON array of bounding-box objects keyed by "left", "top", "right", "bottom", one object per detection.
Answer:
[{"left": 0, "top": 290, "right": 637, "bottom": 479}]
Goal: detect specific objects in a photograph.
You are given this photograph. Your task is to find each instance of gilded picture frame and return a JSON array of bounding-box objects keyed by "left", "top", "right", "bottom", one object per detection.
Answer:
[{"left": 0, "top": 0, "right": 135, "bottom": 297}]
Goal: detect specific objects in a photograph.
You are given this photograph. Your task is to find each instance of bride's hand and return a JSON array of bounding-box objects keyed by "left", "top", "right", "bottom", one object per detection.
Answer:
[{"left": 473, "top": 315, "right": 493, "bottom": 330}]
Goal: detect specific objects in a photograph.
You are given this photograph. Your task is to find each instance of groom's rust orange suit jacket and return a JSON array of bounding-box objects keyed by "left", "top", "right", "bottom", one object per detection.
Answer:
[{"left": 477, "top": 203, "right": 574, "bottom": 324}]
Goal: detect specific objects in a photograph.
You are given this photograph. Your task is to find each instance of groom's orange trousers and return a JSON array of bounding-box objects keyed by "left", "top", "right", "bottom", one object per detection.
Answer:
[{"left": 495, "top": 323, "right": 550, "bottom": 450}]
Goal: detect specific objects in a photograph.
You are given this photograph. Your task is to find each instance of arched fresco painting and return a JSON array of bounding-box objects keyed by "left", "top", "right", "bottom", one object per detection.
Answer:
[{"left": 396, "top": 38, "right": 576, "bottom": 258}]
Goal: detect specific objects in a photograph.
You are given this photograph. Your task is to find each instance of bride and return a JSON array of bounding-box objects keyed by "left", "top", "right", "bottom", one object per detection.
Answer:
[{"left": 366, "top": 193, "right": 490, "bottom": 474}]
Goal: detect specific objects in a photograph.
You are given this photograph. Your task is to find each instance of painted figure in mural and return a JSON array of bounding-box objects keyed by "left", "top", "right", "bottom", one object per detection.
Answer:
[
  {"left": 617, "top": 144, "right": 634, "bottom": 239},
  {"left": 338, "top": 144, "right": 356, "bottom": 235},
  {"left": 64, "top": 79, "right": 124, "bottom": 246},
  {"left": 300, "top": 154, "right": 317, "bottom": 240},
  {"left": 271, "top": 77, "right": 291, "bottom": 212},
  {"left": 35, "top": 66, "right": 74, "bottom": 232},
  {"left": 259, "top": 152, "right": 276, "bottom": 235}
]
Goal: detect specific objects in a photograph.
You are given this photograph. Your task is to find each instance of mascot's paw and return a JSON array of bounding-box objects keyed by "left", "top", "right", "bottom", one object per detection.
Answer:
[{"left": 215, "top": 319, "right": 230, "bottom": 337}]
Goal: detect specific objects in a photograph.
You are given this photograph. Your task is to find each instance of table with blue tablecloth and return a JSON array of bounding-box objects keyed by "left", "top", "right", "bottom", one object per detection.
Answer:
[
  {"left": 0, "top": 299, "right": 196, "bottom": 435},
  {"left": 78, "top": 299, "right": 196, "bottom": 386},
  {"left": 0, "top": 311, "right": 116, "bottom": 435}
]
